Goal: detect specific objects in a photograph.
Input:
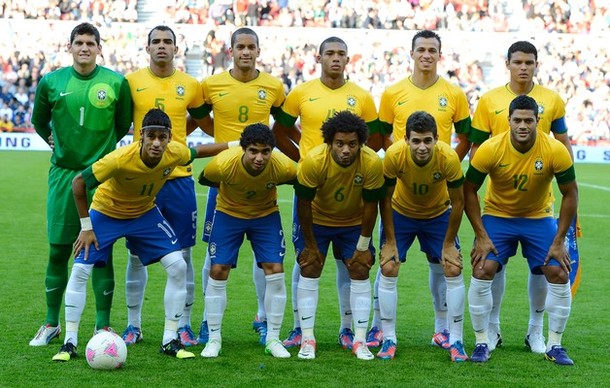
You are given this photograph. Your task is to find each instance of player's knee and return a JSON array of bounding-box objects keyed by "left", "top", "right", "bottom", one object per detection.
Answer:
[
  {"left": 300, "top": 263, "right": 322, "bottom": 278},
  {"left": 444, "top": 265, "right": 461, "bottom": 278},
  {"left": 381, "top": 261, "right": 399, "bottom": 277},
  {"left": 162, "top": 251, "right": 186, "bottom": 280},
  {"left": 347, "top": 261, "right": 370, "bottom": 280},
  {"left": 262, "top": 262, "right": 283, "bottom": 275},
  {"left": 543, "top": 267, "right": 569, "bottom": 284},
  {"left": 210, "top": 264, "right": 231, "bottom": 280},
  {"left": 473, "top": 263, "right": 496, "bottom": 280}
]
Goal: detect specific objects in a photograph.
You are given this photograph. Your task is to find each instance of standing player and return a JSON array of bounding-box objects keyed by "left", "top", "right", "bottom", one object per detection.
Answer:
[
  {"left": 370, "top": 29, "right": 472, "bottom": 349},
  {"left": 194, "top": 27, "right": 286, "bottom": 346},
  {"left": 465, "top": 95, "right": 577, "bottom": 365},
  {"left": 30, "top": 22, "right": 132, "bottom": 346},
  {"left": 293, "top": 111, "right": 385, "bottom": 360},
  {"left": 272, "top": 36, "right": 380, "bottom": 350},
  {"left": 198, "top": 124, "right": 296, "bottom": 359},
  {"left": 52, "top": 109, "right": 230, "bottom": 361},
  {"left": 121, "top": 25, "right": 212, "bottom": 348},
  {"left": 468, "top": 41, "right": 576, "bottom": 354},
  {"left": 377, "top": 111, "right": 467, "bottom": 362}
]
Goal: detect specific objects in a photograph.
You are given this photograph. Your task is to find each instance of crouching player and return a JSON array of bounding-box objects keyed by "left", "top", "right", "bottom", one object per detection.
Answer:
[
  {"left": 198, "top": 123, "right": 297, "bottom": 359},
  {"left": 52, "top": 109, "right": 230, "bottom": 361}
]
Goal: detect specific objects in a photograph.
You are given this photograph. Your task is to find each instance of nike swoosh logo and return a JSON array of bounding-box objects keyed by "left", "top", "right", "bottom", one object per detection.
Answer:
[
  {"left": 127, "top": 305, "right": 139, "bottom": 309},
  {"left": 357, "top": 319, "right": 368, "bottom": 324},
  {"left": 499, "top": 163, "right": 509, "bottom": 168},
  {"left": 535, "top": 309, "right": 545, "bottom": 313},
  {"left": 397, "top": 101, "right": 407, "bottom": 106},
  {"left": 453, "top": 318, "right": 463, "bottom": 323},
  {"left": 45, "top": 287, "right": 60, "bottom": 293},
  {"left": 136, "top": 87, "right": 148, "bottom": 92},
  {"left": 210, "top": 328, "right": 219, "bottom": 332},
  {"left": 495, "top": 109, "right": 506, "bottom": 115},
  {"left": 185, "top": 302, "right": 194, "bottom": 308},
  {"left": 218, "top": 92, "right": 228, "bottom": 97},
  {"left": 60, "top": 92, "right": 73, "bottom": 97},
  {"left": 279, "top": 252, "right": 286, "bottom": 257},
  {"left": 125, "top": 177, "right": 136, "bottom": 180},
  {"left": 301, "top": 315, "right": 313, "bottom": 320},
  {"left": 65, "top": 304, "right": 78, "bottom": 309},
  {"left": 174, "top": 313, "right": 183, "bottom": 319},
  {"left": 309, "top": 98, "right": 320, "bottom": 102},
  {"left": 171, "top": 239, "right": 178, "bottom": 244},
  {"left": 103, "top": 289, "right": 114, "bottom": 296}
]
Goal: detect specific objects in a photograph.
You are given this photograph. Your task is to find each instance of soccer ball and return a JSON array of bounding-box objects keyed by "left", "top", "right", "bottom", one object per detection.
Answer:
[{"left": 85, "top": 331, "right": 127, "bottom": 370}]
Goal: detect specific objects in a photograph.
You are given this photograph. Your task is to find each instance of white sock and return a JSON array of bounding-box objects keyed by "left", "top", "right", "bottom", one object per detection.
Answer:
[
  {"left": 64, "top": 263, "right": 93, "bottom": 346},
  {"left": 126, "top": 251, "right": 147, "bottom": 328},
  {"left": 350, "top": 278, "right": 371, "bottom": 342},
  {"left": 290, "top": 264, "right": 300, "bottom": 329},
  {"left": 446, "top": 273, "right": 465, "bottom": 344},
  {"left": 429, "top": 262, "right": 447, "bottom": 332},
  {"left": 205, "top": 277, "right": 227, "bottom": 342},
  {"left": 161, "top": 251, "right": 186, "bottom": 345},
  {"left": 264, "top": 273, "right": 286, "bottom": 343},
  {"left": 371, "top": 267, "right": 382, "bottom": 328},
  {"left": 201, "top": 250, "right": 211, "bottom": 322},
  {"left": 528, "top": 273, "right": 547, "bottom": 333},
  {"left": 489, "top": 265, "right": 506, "bottom": 333},
  {"left": 297, "top": 275, "right": 319, "bottom": 338},
  {"left": 253, "top": 253, "right": 267, "bottom": 321},
  {"left": 546, "top": 282, "right": 571, "bottom": 350},
  {"left": 378, "top": 274, "right": 397, "bottom": 342},
  {"left": 336, "top": 260, "right": 352, "bottom": 331},
  {"left": 468, "top": 277, "right": 493, "bottom": 345},
  {"left": 178, "top": 247, "right": 195, "bottom": 328}
]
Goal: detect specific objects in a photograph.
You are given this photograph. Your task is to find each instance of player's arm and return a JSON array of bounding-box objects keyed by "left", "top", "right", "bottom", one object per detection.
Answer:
[
  {"left": 186, "top": 113, "right": 214, "bottom": 137},
  {"left": 272, "top": 120, "right": 300, "bottom": 162},
  {"left": 71, "top": 169, "right": 100, "bottom": 260},
  {"left": 31, "top": 78, "right": 53, "bottom": 142},
  {"left": 192, "top": 141, "right": 233, "bottom": 159},
  {"left": 464, "top": 166, "right": 497, "bottom": 268},
  {"left": 545, "top": 174, "right": 578, "bottom": 274},
  {"left": 115, "top": 78, "right": 133, "bottom": 140},
  {"left": 454, "top": 132, "right": 471, "bottom": 161},
  {"left": 442, "top": 182, "right": 465, "bottom": 271},
  {"left": 553, "top": 131, "right": 574, "bottom": 161}
]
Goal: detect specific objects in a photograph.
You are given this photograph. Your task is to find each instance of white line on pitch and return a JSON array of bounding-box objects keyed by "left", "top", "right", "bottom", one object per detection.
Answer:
[{"left": 580, "top": 182, "right": 610, "bottom": 192}]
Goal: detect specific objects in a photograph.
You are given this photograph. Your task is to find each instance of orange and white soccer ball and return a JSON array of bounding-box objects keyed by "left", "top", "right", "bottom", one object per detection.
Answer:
[{"left": 85, "top": 331, "right": 127, "bottom": 370}]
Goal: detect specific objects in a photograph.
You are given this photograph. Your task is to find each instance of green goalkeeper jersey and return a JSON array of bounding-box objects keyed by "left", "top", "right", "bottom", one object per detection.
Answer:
[{"left": 32, "top": 65, "right": 133, "bottom": 170}]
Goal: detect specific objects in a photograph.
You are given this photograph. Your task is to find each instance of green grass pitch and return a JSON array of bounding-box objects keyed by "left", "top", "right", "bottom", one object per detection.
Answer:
[{"left": 0, "top": 151, "right": 608, "bottom": 387}]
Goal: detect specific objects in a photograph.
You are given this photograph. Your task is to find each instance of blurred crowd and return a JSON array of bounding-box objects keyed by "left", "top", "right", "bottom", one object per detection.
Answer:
[{"left": 0, "top": 2, "right": 608, "bottom": 143}]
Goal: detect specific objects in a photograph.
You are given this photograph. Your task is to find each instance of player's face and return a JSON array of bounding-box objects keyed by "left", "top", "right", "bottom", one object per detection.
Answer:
[
  {"left": 242, "top": 143, "right": 272, "bottom": 175},
  {"left": 330, "top": 131, "right": 360, "bottom": 167},
  {"left": 317, "top": 42, "right": 349, "bottom": 79},
  {"left": 508, "top": 109, "right": 538, "bottom": 149},
  {"left": 230, "top": 34, "right": 260, "bottom": 72},
  {"left": 506, "top": 51, "right": 537, "bottom": 85},
  {"left": 146, "top": 29, "right": 177, "bottom": 65},
  {"left": 68, "top": 34, "right": 101, "bottom": 68},
  {"left": 140, "top": 128, "right": 171, "bottom": 166},
  {"left": 410, "top": 37, "right": 440, "bottom": 73},
  {"left": 407, "top": 130, "right": 437, "bottom": 166}
]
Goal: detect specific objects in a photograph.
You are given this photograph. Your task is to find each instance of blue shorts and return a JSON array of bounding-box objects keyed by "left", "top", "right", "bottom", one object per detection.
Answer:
[
  {"left": 208, "top": 210, "right": 286, "bottom": 268},
  {"left": 380, "top": 209, "right": 458, "bottom": 263},
  {"left": 481, "top": 215, "right": 561, "bottom": 274},
  {"left": 293, "top": 222, "right": 375, "bottom": 263},
  {"left": 76, "top": 208, "right": 180, "bottom": 267},
  {"left": 202, "top": 187, "right": 218, "bottom": 243},
  {"left": 154, "top": 176, "right": 197, "bottom": 249}
]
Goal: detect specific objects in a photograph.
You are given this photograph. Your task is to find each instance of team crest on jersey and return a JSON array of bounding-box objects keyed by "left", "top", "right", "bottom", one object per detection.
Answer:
[
  {"left": 438, "top": 95, "right": 448, "bottom": 108},
  {"left": 354, "top": 174, "right": 363, "bottom": 185},
  {"left": 347, "top": 96, "right": 356, "bottom": 107},
  {"left": 534, "top": 158, "right": 544, "bottom": 172},
  {"left": 204, "top": 220, "right": 213, "bottom": 234},
  {"left": 258, "top": 89, "right": 267, "bottom": 100},
  {"left": 538, "top": 103, "right": 545, "bottom": 115},
  {"left": 176, "top": 85, "right": 185, "bottom": 96},
  {"left": 163, "top": 168, "right": 172, "bottom": 177},
  {"left": 89, "top": 83, "right": 115, "bottom": 108},
  {"left": 209, "top": 242, "right": 217, "bottom": 256},
  {"left": 432, "top": 171, "right": 443, "bottom": 181},
  {"left": 266, "top": 181, "right": 276, "bottom": 189}
]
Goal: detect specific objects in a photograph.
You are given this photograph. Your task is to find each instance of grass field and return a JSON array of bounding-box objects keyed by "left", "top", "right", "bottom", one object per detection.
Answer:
[{"left": 0, "top": 151, "right": 608, "bottom": 387}]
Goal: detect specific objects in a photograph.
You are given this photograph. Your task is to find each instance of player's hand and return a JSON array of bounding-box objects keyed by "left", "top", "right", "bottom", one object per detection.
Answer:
[
  {"left": 298, "top": 247, "right": 323, "bottom": 269},
  {"left": 470, "top": 236, "right": 497, "bottom": 270},
  {"left": 441, "top": 245, "right": 463, "bottom": 271},
  {"left": 349, "top": 249, "right": 373, "bottom": 270},
  {"left": 73, "top": 230, "right": 99, "bottom": 260},
  {"left": 47, "top": 134, "right": 54, "bottom": 151},
  {"left": 379, "top": 243, "right": 399, "bottom": 267},
  {"left": 544, "top": 241, "right": 572, "bottom": 274}
]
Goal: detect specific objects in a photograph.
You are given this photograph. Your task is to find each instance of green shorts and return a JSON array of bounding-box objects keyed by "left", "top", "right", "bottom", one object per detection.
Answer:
[{"left": 47, "top": 165, "right": 94, "bottom": 245}]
